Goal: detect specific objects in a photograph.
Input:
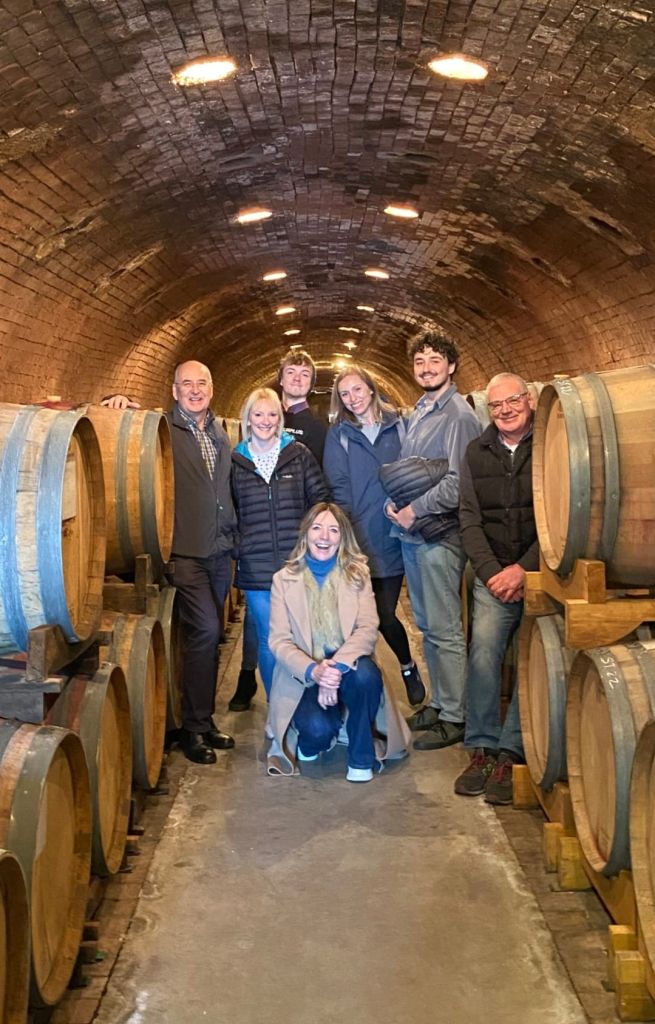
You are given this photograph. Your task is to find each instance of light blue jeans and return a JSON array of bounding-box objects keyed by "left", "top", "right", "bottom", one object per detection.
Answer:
[
  {"left": 464, "top": 576, "right": 524, "bottom": 758},
  {"left": 243, "top": 590, "right": 275, "bottom": 698},
  {"left": 401, "top": 538, "right": 467, "bottom": 724}
]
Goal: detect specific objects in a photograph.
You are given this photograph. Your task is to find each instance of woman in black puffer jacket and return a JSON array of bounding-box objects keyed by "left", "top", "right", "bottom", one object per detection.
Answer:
[{"left": 231, "top": 387, "right": 329, "bottom": 698}]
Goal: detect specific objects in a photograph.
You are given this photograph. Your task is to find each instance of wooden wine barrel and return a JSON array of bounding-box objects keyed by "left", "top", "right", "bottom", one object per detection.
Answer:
[
  {"left": 630, "top": 718, "right": 655, "bottom": 984},
  {"left": 0, "top": 721, "right": 91, "bottom": 1007},
  {"left": 222, "top": 417, "right": 241, "bottom": 448},
  {"left": 0, "top": 404, "right": 105, "bottom": 653},
  {"left": 84, "top": 406, "right": 174, "bottom": 579},
  {"left": 148, "top": 586, "right": 184, "bottom": 730},
  {"left": 103, "top": 613, "right": 167, "bottom": 789},
  {"left": 567, "top": 638, "right": 655, "bottom": 876},
  {"left": 0, "top": 848, "right": 29, "bottom": 1024},
  {"left": 47, "top": 665, "right": 132, "bottom": 876},
  {"left": 465, "top": 391, "right": 490, "bottom": 429},
  {"left": 532, "top": 365, "right": 655, "bottom": 584},
  {"left": 518, "top": 614, "right": 575, "bottom": 791}
]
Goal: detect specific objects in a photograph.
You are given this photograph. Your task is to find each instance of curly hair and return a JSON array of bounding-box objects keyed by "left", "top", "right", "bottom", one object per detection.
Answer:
[
  {"left": 408, "top": 331, "right": 460, "bottom": 373},
  {"left": 286, "top": 502, "right": 370, "bottom": 589}
]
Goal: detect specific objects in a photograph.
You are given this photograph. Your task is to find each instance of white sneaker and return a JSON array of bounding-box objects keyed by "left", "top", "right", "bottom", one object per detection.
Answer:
[
  {"left": 297, "top": 748, "right": 318, "bottom": 762},
  {"left": 346, "top": 766, "right": 373, "bottom": 783}
]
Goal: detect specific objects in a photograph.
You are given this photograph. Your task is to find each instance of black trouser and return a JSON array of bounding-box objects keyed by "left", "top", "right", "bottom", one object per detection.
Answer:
[
  {"left": 165, "top": 552, "right": 232, "bottom": 733},
  {"left": 240, "top": 604, "right": 259, "bottom": 672},
  {"left": 371, "top": 574, "right": 412, "bottom": 667}
]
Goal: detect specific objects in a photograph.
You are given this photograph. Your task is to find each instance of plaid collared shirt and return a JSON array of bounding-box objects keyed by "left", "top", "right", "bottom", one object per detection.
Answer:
[{"left": 179, "top": 406, "right": 218, "bottom": 478}]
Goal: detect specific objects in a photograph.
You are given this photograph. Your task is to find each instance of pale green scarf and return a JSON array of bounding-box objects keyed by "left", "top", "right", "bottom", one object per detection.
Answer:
[{"left": 300, "top": 566, "right": 344, "bottom": 660}]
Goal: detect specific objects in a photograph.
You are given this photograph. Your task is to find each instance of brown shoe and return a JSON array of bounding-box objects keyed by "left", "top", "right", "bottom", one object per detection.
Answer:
[
  {"left": 454, "top": 749, "right": 497, "bottom": 796},
  {"left": 413, "top": 720, "right": 465, "bottom": 751},
  {"left": 406, "top": 705, "right": 441, "bottom": 732},
  {"left": 484, "top": 752, "right": 521, "bottom": 805}
]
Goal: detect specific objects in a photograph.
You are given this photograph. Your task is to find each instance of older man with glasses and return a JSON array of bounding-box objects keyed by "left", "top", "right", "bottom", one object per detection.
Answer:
[{"left": 454, "top": 372, "right": 539, "bottom": 805}]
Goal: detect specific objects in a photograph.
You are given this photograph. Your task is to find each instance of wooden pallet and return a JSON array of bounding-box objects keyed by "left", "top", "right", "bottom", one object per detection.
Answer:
[
  {"left": 513, "top": 766, "right": 655, "bottom": 1020},
  {"left": 524, "top": 556, "right": 655, "bottom": 648}
]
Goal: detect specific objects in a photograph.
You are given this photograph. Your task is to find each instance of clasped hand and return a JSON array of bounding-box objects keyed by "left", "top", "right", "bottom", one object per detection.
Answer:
[{"left": 312, "top": 659, "right": 342, "bottom": 708}]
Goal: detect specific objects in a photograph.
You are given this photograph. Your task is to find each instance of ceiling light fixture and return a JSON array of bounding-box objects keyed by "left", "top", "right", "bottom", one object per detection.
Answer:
[
  {"left": 172, "top": 58, "right": 237, "bottom": 86},
  {"left": 364, "top": 268, "right": 390, "bottom": 280},
  {"left": 262, "top": 270, "right": 287, "bottom": 281},
  {"left": 236, "top": 206, "right": 273, "bottom": 224},
  {"left": 357, "top": 305, "right": 374, "bottom": 312},
  {"left": 338, "top": 326, "right": 361, "bottom": 333},
  {"left": 384, "top": 204, "right": 419, "bottom": 219},
  {"left": 284, "top": 328, "right": 301, "bottom": 336},
  {"left": 275, "top": 305, "right": 296, "bottom": 316},
  {"left": 428, "top": 54, "right": 488, "bottom": 81},
  {"left": 343, "top": 341, "right": 357, "bottom": 351}
]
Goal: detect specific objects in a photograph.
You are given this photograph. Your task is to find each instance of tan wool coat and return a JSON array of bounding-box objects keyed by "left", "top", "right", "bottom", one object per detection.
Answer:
[{"left": 266, "top": 563, "right": 411, "bottom": 776}]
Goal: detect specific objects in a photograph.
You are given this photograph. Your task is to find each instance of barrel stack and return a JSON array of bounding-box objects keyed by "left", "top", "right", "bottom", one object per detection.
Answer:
[{"left": 516, "top": 364, "right": 655, "bottom": 1018}]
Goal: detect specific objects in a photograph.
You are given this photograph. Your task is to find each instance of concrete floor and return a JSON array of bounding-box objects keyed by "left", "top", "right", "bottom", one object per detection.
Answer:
[{"left": 95, "top": 618, "right": 587, "bottom": 1024}]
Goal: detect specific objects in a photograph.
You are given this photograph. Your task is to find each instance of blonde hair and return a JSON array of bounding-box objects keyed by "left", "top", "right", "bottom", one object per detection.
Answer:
[
  {"left": 286, "top": 502, "right": 370, "bottom": 589},
  {"left": 240, "top": 387, "right": 284, "bottom": 441},
  {"left": 329, "top": 364, "right": 395, "bottom": 425}
]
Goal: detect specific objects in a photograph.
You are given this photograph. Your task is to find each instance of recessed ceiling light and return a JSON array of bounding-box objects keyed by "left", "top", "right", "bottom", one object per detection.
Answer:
[
  {"left": 284, "top": 328, "right": 301, "bottom": 336},
  {"left": 428, "top": 55, "right": 488, "bottom": 81},
  {"left": 357, "top": 305, "right": 375, "bottom": 312},
  {"left": 275, "top": 305, "right": 296, "bottom": 316},
  {"left": 343, "top": 341, "right": 357, "bottom": 350},
  {"left": 338, "top": 326, "right": 361, "bottom": 333},
  {"left": 262, "top": 270, "right": 287, "bottom": 282},
  {"left": 172, "top": 58, "right": 237, "bottom": 86},
  {"left": 333, "top": 358, "right": 350, "bottom": 370},
  {"left": 236, "top": 207, "right": 273, "bottom": 224},
  {"left": 384, "top": 204, "right": 419, "bottom": 219},
  {"left": 364, "top": 268, "right": 390, "bottom": 280},
  {"left": 290, "top": 343, "right": 302, "bottom": 350}
]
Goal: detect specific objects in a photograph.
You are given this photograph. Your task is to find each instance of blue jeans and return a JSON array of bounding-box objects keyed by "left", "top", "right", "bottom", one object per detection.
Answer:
[
  {"left": 244, "top": 590, "right": 275, "bottom": 698},
  {"left": 464, "top": 576, "right": 524, "bottom": 758},
  {"left": 401, "top": 538, "right": 467, "bottom": 723},
  {"left": 292, "top": 656, "right": 383, "bottom": 769}
]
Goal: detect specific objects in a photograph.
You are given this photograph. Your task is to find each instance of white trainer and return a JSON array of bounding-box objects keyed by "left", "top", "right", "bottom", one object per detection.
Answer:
[
  {"left": 297, "top": 748, "right": 318, "bottom": 762},
  {"left": 346, "top": 766, "right": 373, "bottom": 783}
]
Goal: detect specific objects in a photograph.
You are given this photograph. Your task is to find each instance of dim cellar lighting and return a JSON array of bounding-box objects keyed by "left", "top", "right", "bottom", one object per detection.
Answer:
[
  {"left": 236, "top": 207, "right": 273, "bottom": 224},
  {"left": 338, "top": 326, "right": 361, "bottom": 333},
  {"left": 275, "top": 305, "right": 296, "bottom": 316},
  {"left": 333, "top": 357, "right": 350, "bottom": 369},
  {"left": 284, "top": 328, "right": 301, "bottom": 336},
  {"left": 357, "top": 304, "right": 375, "bottom": 312},
  {"left": 172, "top": 58, "right": 237, "bottom": 86},
  {"left": 364, "top": 268, "right": 390, "bottom": 280},
  {"left": 343, "top": 340, "right": 357, "bottom": 350},
  {"left": 428, "top": 54, "right": 488, "bottom": 81},
  {"left": 262, "top": 270, "right": 287, "bottom": 281},
  {"left": 384, "top": 204, "right": 419, "bottom": 219},
  {"left": 290, "top": 343, "right": 302, "bottom": 349}
]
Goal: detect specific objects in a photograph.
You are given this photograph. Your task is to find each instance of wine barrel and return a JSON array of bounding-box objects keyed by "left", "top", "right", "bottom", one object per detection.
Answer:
[
  {"left": 222, "top": 417, "right": 241, "bottom": 448},
  {"left": 518, "top": 614, "right": 575, "bottom": 791},
  {"left": 0, "top": 404, "right": 105, "bottom": 653},
  {"left": 84, "top": 406, "right": 174, "bottom": 579},
  {"left": 532, "top": 365, "right": 655, "bottom": 584},
  {"left": 630, "top": 718, "right": 655, "bottom": 983},
  {"left": 0, "top": 848, "right": 29, "bottom": 1024},
  {"left": 148, "top": 586, "right": 184, "bottom": 730},
  {"left": 567, "top": 638, "right": 655, "bottom": 876},
  {"left": 103, "top": 614, "right": 166, "bottom": 789},
  {"left": 47, "top": 665, "right": 132, "bottom": 876},
  {"left": 0, "top": 721, "right": 91, "bottom": 1007}
]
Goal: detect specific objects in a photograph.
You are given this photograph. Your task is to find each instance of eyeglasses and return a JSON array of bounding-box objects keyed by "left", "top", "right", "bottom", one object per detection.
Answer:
[
  {"left": 487, "top": 392, "right": 528, "bottom": 413},
  {"left": 175, "top": 380, "right": 211, "bottom": 391}
]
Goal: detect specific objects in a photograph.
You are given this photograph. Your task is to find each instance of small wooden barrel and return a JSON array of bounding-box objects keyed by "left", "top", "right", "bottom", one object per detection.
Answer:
[
  {"left": 84, "top": 406, "right": 174, "bottom": 579},
  {"left": 0, "top": 404, "right": 106, "bottom": 653},
  {"left": 148, "top": 587, "right": 184, "bottom": 731},
  {"left": 0, "top": 848, "right": 29, "bottom": 1024},
  {"left": 47, "top": 665, "right": 132, "bottom": 876},
  {"left": 518, "top": 614, "right": 575, "bottom": 791},
  {"left": 630, "top": 718, "right": 655, "bottom": 983},
  {"left": 567, "top": 639, "right": 655, "bottom": 876},
  {"left": 0, "top": 720, "right": 91, "bottom": 1007},
  {"left": 103, "top": 614, "right": 167, "bottom": 789},
  {"left": 532, "top": 365, "right": 655, "bottom": 584}
]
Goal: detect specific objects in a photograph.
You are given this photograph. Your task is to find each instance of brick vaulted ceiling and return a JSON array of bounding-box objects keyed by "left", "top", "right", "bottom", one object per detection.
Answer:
[{"left": 0, "top": 0, "right": 654, "bottom": 414}]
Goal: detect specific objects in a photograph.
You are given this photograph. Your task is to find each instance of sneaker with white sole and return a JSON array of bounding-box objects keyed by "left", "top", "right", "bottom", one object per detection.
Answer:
[
  {"left": 297, "top": 748, "right": 318, "bottom": 762},
  {"left": 346, "top": 766, "right": 373, "bottom": 783}
]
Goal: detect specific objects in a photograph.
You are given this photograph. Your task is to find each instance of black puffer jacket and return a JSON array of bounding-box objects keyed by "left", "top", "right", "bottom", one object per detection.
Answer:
[
  {"left": 459, "top": 423, "right": 538, "bottom": 584},
  {"left": 231, "top": 434, "right": 330, "bottom": 590}
]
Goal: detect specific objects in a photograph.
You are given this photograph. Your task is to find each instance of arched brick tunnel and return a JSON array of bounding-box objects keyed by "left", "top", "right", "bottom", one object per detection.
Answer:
[{"left": 1, "top": 0, "right": 654, "bottom": 415}]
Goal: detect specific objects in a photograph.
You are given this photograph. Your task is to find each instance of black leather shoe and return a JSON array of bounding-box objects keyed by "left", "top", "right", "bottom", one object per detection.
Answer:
[
  {"left": 180, "top": 731, "right": 216, "bottom": 764},
  {"left": 228, "top": 669, "right": 258, "bottom": 712},
  {"left": 203, "top": 726, "right": 235, "bottom": 750}
]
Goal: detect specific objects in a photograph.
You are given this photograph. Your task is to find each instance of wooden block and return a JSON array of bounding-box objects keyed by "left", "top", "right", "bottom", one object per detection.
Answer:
[
  {"left": 543, "top": 821, "right": 565, "bottom": 873},
  {"left": 565, "top": 597, "right": 655, "bottom": 650},
  {"left": 512, "top": 764, "right": 540, "bottom": 808},
  {"left": 26, "top": 624, "right": 98, "bottom": 681},
  {"left": 608, "top": 926, "right": 638, "bottom": 992},
  {"left": 557, "top": 835, "right": 592, "bottom": 891},
  {"left": 614, "top": 950, "right": 655, "bottom": 1021}
]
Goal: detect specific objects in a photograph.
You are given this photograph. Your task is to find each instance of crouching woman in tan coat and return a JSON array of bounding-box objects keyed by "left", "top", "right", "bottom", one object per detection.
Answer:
[{"left": 266, "top": 502, "right": 410, "bottom": 782}]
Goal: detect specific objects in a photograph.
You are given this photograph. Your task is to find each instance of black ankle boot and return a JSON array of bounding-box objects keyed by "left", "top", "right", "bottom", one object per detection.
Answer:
[{"left": 228, "top": 669, "right": 258, "bottom": 712}]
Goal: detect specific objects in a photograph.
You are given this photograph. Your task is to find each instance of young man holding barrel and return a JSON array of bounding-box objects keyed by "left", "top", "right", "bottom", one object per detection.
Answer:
[{"left": 454, "top": 372, "right": 538, "bottom": 804}]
